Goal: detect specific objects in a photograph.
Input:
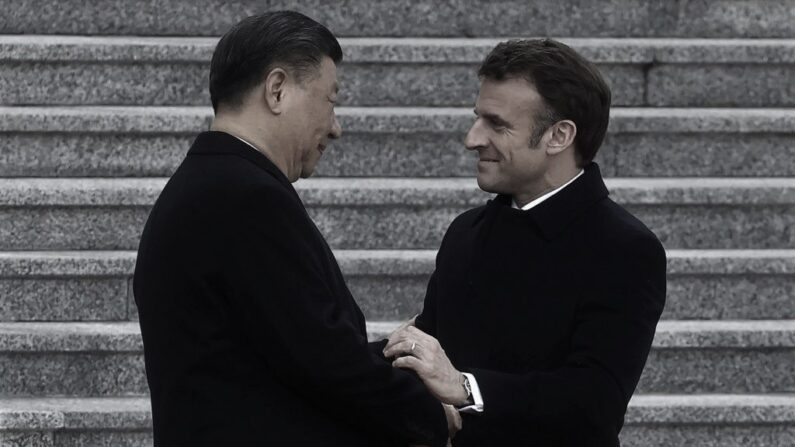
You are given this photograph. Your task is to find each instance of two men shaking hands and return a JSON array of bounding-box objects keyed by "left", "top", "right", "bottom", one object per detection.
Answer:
[{"left": 134, "top": 10, "right": 666, "bottom": 447}]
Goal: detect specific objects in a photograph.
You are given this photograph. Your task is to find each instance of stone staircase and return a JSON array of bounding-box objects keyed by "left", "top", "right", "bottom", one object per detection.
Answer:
[{"left": 1, "top": 1, "right": 794, "bottom": 445}]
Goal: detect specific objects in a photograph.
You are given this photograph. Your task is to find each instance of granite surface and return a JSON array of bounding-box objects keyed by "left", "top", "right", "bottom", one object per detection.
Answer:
[
  {"left": 608, "top": 133, "right": 795, "bottom": 177},
  {"left": 4, "top": 249, "right": 793, "bottom": 321},
  {"left": 347, "top": 276, "right": 428, "bottom": 320},
  {"left": 0, "top": 279, "right": 127, "bottom": 321},
  {"left": 0, "top": 62, "right": 210, "bottom": 106},
  {"left": 0, "top": 207, "right": 148, "bottom": 250},
  {"left": 0, "top": 133, "right": 191, "bottom": 177},
  {"left": 1, "top": 179, "right": 794, "bottom": 250},
  {"left": 626, "top": 204, "right": 794, "bottom": 250},
  {"left": 3, "top": 128, "right": 792, "bottom": 179},
  {"left": 649, "top": 65, "right": 795, "bottom": 107},
  {"left": 639, "top": 348, "right": 795, "bottom": 393},
  {"left": 2, "top": 0, "right": 792, "bottom": 37},
  {"left": 2, "top": 106, "right": 793, "bottom": 134},
  {"left": 3, "top": 267, "right": 793, "bottom": 323},
  {"left": 626, "top": 394, "right": 795, "bottom": 423},
  {"left": 4, "top": 249, "right": 793, "bottom": 276},
  {"left": 11, "top": 177, "right": 791, "bottom": 207},
  {"left": 2, "top": 396, "right": 794, "bottom": 441},
  {"left": 0, "top": 251, "right": 136, "bottom": 276},
  {"left": 0, "top": 61, "right": 641, "bottom": 107},
  {"left": 4, "top": 36, "right": 794, "bottom": 64},
  {"left": 664, "top": 275, "right": 795, "bottom": 320},
  {"left": 0, "top": 322, "right": 141, "bottom": 352},
  {"left": 0, "top": 321, "right": 791, "bottom": 394},
  {"left": 0, "top": 353, "right": 147, "bottom": 396},
  {"left": 607, "top": 108, "right": 795, "bottom": 133},
  {"left": 127, "top": 279, "right": 138, "bottom": 321},
  {"left": 55, "top": 431, "right": 153, "bottom": 447},
  {"left": 620, "top": 425, "right": 795, "bottom": 447},
  {"left": 0, "top": 397, "right": 151, "bottom": 428},
  {"left": 0, "top": 432, "right": 53, "bottom": 446}
]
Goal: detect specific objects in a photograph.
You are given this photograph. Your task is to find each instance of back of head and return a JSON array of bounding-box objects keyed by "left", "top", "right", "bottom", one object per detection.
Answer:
[
  {"left": 478, "top": 39, "right": 611, "bottom": 165},
  {"left": 209, "top": 10, "right": 343, "bottom": 113}
]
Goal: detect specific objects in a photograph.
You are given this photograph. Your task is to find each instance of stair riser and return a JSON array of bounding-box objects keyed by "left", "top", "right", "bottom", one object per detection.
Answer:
[
  {"left": 620, "top": 425, "right": 795, "bottom": 447},
  {"left": 0, "top": 63, "right": 638, "bottom": 106},
  {"left": 0, "top": 278, "right": 129, "bottom": 321},
  {"left": 1, "top": 349, "right": 791, "bottom": 396},
  {"left": 0, "top": 431, "right": 152, "bottom": 447},
  {"left": 3, "top": 62, "right": 793, "bottom": 107},
  {"left": 2, "top": 0, "right": 792, "bottom": 37},
  {"left": 0, "top": 353, "right": 146, "bottom": 396},
  {"left": 4, "top": 426, "right": 792, "bottom": 447},
  {"left": 637, "top": 349, "right": 795, "bottom": 393},
  {"left": 2, "top": 273, "right": 793, "bottom": 322},
  {"left": 3, "top": 132, "right": 793, "bottom": 178},
  {"left": 0, "top": 204, "right": 792, "bottom": 250},
  {"left": 648, "top": 65, "right": 795, "bottom": 107}
]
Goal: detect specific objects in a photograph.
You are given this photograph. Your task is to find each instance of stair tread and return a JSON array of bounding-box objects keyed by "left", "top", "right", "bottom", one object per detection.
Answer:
[
  {"left": 1, "top": 35, "right": 793, "bottom": 63},
  {"left": 2, "top": 394, "right": 795, "bottom": 430},
  {"left": 2, "top": 249, "right": 794, "bottom": 276},
  {"left": 1, "top": 106, "right": 793, "bottom": 133},
  {"left": 1, "top": 320, "right": 794, "bottom": 352},
  {"left": 0, "top": 176, "right": 794, "bottom": 206}
]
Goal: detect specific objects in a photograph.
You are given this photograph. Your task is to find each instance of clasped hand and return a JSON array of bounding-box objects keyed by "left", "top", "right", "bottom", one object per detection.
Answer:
[{"left": 383, "top": 324, "right": 469, "bottom": 407}]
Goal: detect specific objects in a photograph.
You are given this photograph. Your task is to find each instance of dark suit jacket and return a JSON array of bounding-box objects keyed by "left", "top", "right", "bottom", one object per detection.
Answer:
[
  {"left": 134, "top": 131, "right": 448, "bottom": 446},
  {"left": 416, "top": 163, "right": 666, "bottom": 446}
]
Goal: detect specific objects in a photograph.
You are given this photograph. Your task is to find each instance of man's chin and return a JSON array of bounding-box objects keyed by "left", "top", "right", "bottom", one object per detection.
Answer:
[{"left": 476, "top": 176, "right": 503, "bottom": 195}]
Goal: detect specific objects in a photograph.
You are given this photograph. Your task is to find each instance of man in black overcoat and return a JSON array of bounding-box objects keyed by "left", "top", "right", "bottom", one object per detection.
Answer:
[
  {"left": 133, "top": 11, "right": 452, "bottom": 446},
  {"left": 384, "top": 39, "right": 667, "bottom": 446}
]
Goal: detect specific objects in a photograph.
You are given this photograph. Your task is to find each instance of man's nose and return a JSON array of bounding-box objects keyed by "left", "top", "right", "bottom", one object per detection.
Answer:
[
  {"left": 329, "top": 114, "right": 342, "bottom": 140},
  {"left": 464, "top": 119, "right": 486, "bottom": 151}
]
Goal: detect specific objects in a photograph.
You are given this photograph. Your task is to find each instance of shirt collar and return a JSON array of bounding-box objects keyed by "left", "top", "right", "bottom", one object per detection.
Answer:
[
  {"left": 512, "top": 169, "right": 585, "bottom": 210},
  {"left": 232, "top": 135, "right": 261, "bottom": 152}
]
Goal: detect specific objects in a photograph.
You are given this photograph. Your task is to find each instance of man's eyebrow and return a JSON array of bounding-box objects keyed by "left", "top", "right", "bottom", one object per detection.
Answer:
[{"left": 478, "top": 110, "right": 511, "bottom": 127}]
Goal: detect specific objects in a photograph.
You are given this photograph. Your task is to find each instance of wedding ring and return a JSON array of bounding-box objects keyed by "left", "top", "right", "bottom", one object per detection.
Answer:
[{"left": 411, "top": 342, "right": 416, "bottom": 352}]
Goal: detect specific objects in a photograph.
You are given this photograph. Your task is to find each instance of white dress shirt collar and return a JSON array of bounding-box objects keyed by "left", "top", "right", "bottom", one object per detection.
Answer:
[{"left": 512, "top": 169, "right": 585, "bottom": 211}]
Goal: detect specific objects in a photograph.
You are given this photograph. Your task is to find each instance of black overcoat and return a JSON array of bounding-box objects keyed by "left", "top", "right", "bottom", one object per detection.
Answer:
[
  {"left": 416, "top": 163, "right": 667, "bottom": 446},
  {"left": 134, "top": 131, "right": 448, "bottom": 446}
]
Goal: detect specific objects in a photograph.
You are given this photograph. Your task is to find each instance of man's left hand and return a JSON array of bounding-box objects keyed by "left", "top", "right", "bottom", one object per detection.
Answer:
[{"left": 383, "top": 326, "right": 469, "bottom": 406}]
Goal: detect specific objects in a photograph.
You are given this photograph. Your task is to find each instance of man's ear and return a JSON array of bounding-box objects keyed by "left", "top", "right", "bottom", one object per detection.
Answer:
[
  {"left": 263, "top": 68, "right": 288, "bottom": 114},
  {"left": 545, "top": 120, "right": 577, "bottom": 156}
]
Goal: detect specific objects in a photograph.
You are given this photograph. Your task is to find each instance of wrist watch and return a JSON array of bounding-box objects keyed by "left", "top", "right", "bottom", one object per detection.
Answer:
[{"left": 461, "top": 374, "right": 473, "bottom": 405}]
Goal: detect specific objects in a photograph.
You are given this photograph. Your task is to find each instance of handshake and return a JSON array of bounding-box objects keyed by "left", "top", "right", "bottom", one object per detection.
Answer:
[{"left": 384, "top": 317, "right": 469, "bottom": 443}]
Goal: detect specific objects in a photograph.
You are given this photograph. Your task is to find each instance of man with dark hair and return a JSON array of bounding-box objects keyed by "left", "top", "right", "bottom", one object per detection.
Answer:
[
  {"left": 384, "top": 39, "right": 666, "bottom": 445},
  {"left": 134, "top": 11, "right": 451, "bottom": 446}
]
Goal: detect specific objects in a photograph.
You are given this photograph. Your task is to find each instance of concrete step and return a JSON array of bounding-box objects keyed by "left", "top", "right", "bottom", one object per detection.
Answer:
[
  {"left": 2, "top": 36, "right": 794, "bottom": 107},
  {"left": 2, "top": 106, "right": 793, "bottom": 178},
  {"left": 369, "top": 320, "right": 795, "bottom": 394},
  {"left": 0, "top": 396, "right": 794, "bottom": 447},
  {"left": 0, "top": 321, "right": 793, "bottom": 396},
  {"left": 0, "top": 177, "right": 793, "bottom": 250},
  {"left": 622, "top": 394, "right": 795, "bottom": 446},
  {"left": 0, "top": 397, "right": 152, "bottom": 446},
  {"left": 1, "top": 0, "right": 791, "bottom": 37},
  {"left": 1, "top": 250, "right": 793, "bottom": 322}
]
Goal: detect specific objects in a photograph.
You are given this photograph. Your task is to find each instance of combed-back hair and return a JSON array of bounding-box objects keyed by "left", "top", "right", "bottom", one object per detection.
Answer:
[
  {"left": 478, "top": 39, "right": 611, "bottom": 165},
  {"left": 209, "top": 11, "right": 343, "bottom": 112}
]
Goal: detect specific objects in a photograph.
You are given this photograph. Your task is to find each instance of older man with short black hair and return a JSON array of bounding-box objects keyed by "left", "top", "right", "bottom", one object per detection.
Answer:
[{"left": 134, "top": 11, "right": 451, "bottom": 446}]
